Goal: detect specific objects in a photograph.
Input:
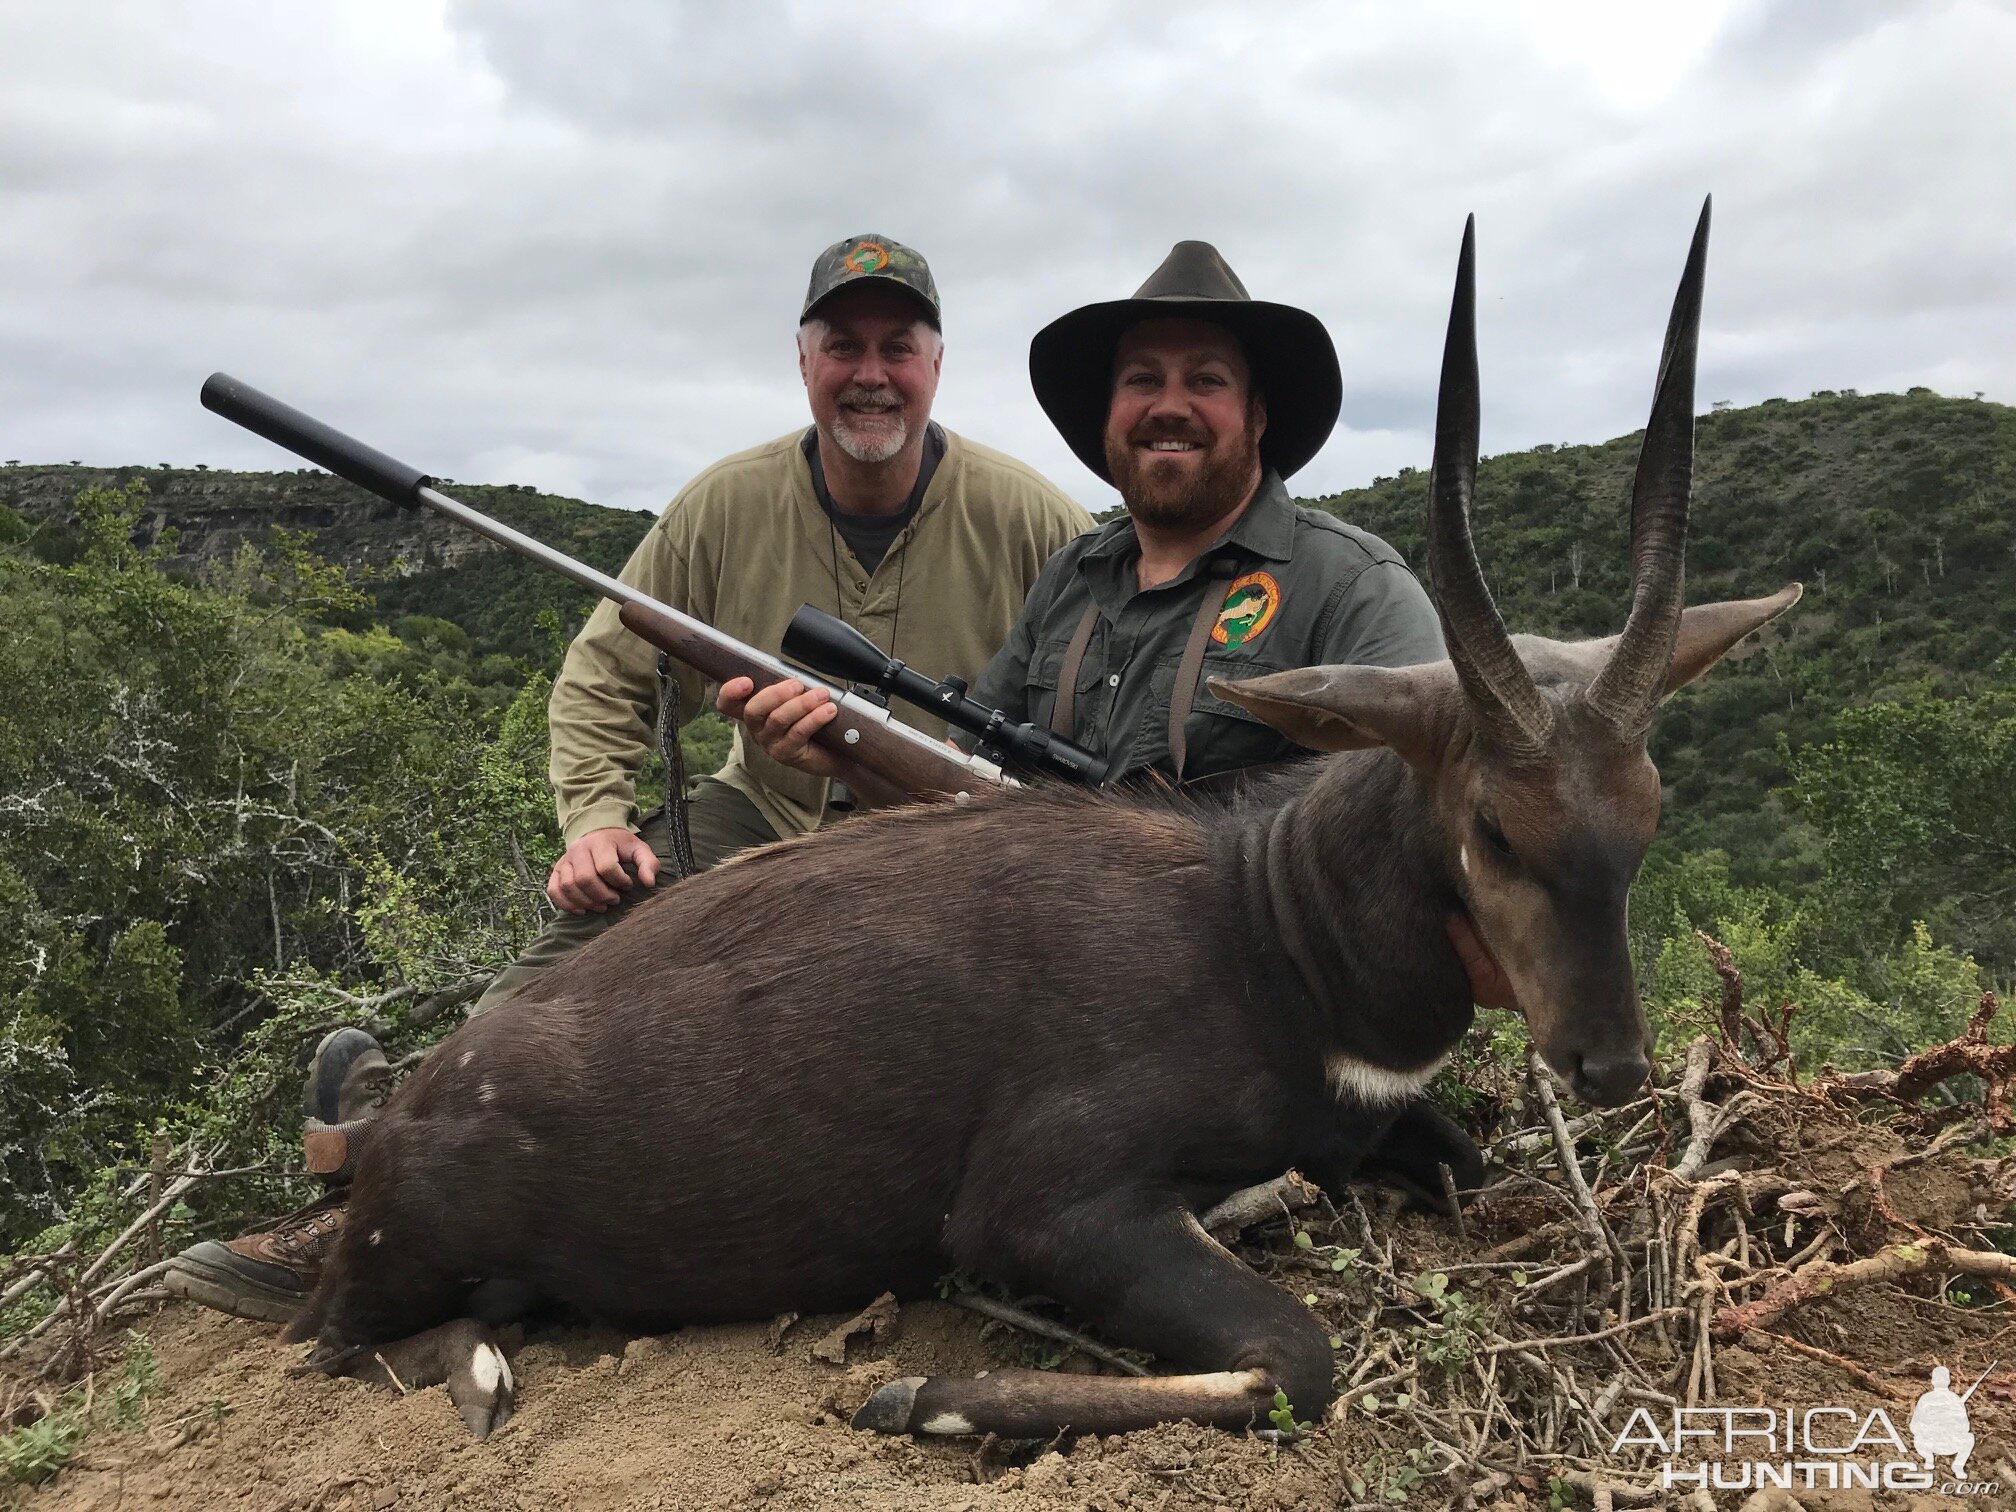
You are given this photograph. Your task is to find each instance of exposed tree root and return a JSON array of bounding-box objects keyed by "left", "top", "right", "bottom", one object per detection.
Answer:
[{"left": 1813, "top": 991, "right": 2016, "bottom": 1131}]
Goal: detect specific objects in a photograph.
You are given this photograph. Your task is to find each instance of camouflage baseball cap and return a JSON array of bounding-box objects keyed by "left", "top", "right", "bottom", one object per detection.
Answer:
[{"left": 802, "top": 234, "right": 941, "bottom": 329}]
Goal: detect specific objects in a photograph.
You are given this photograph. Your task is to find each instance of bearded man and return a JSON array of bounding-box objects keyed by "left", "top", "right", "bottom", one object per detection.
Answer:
[{"left": 981, "top": 240, "right": 1446, "bottom": 786}]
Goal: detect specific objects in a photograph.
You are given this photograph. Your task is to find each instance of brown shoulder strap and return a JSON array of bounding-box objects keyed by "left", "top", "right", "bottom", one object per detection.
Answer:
[
  {"left": 1168, "top": 560, "right": 1239, "bottom": 785},
  {"left": 1049, "top": 599, "right": 1103, "bottom": 738}
]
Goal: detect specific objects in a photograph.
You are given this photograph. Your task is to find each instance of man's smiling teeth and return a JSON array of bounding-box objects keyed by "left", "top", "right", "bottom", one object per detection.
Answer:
[{"left": 1146, "top": 440, "right": 1199, "bottom": 451}]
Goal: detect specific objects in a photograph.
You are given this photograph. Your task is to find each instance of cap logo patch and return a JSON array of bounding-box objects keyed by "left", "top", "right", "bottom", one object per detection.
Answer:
[
  {"left": 846, "top": 242, "right": 890, "bottom": 275},
  {"left": 1212, "top": 571, "right": 1281, "bottom": 648}
]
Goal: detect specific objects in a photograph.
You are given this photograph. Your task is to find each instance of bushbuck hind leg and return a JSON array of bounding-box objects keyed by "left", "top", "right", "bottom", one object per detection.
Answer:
[{"left": 855, "top": 1194, "right": 1334, "bottom": 1438}]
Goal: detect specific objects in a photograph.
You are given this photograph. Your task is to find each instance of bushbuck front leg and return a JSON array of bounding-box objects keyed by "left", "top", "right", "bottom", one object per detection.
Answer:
[
  {"left": 1326, "top": 1096, "right": 1483, "bottom": 1211},
  {"left": 334, "top": 1317, "right": 516, "bottom": 1438},
  {"left": 855, "top": 1193, "right": 1334, "bottom": 1438}
]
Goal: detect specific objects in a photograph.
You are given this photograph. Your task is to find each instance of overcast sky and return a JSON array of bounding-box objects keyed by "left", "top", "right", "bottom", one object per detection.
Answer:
[{"left": 3, "top": 1, "right": 2011, "bottom": 514}]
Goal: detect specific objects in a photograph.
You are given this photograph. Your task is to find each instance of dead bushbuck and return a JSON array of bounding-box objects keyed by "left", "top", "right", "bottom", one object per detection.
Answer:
[{"left": 291, "top": 200, "right": 1798, "bottom": 1440}]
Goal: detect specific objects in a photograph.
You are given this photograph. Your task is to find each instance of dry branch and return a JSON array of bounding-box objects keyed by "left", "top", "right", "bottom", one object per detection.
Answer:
[
  {"left": 1750, "top": 1329, "right": 1906, "bottom": 1400},
  {"left": 949, "top": 1293, "right": 1150, "bottom": 1378},
  {"left": 1713, "top": 1238, "right": 2016, "bottom": 1340},
  {"left": 0, "top": 1144, "right": 211, "bottom": 1366},
  {"left": 1528, "top": 1050, "right": 1628, "bottom": 1323},
  {"left": 1200, "top": 1170, "right": 1320, "bottom": 1237},
  {"left": 808, "top": 1291, "right": 897, "bottom": 1365},
  {"left": 1814, "top": 992, "right": 2016, "bottom": 1131},
  {"left": 1698, "top": 930, "right": 1743, "bottom": 1050}
]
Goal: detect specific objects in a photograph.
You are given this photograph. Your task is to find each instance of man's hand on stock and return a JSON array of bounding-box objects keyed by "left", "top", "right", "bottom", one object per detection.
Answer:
[
  {"left": 547, "top": 827, "right": 659, "bottom": 914},
  {"left": 715, "top": 675, "right": 850, "bottom": 778}
]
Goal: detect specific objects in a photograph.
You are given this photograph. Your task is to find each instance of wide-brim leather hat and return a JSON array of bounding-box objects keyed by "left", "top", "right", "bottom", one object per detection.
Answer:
[{"left": 1029, "top": 241, "right": 1342, "bottom": 482}]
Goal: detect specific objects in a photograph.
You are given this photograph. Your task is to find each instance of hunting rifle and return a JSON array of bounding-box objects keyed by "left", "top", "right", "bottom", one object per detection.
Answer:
[{"left": 198, "top": 374, "right": 1106, "bottom": 801}]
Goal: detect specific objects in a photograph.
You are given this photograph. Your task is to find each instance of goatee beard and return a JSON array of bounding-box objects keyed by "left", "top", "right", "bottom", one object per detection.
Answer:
[
  {"left": 829, "top": 388, "right": 909, "bottom": 464},
  {"left": 830, "top": 413, "right": 909, "bottom": 464},
  {"left": 1106, "top": 424, "right": 1262, "bottom": 534}
]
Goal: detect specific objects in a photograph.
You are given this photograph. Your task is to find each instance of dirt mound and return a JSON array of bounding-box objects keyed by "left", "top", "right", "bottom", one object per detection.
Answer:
[
  {"left": 11, "top": 1015, "right": 2016, "bottom": 1510},
  {"left": 17, "top": 1301, "right": 1360, "bottom": 1511}
]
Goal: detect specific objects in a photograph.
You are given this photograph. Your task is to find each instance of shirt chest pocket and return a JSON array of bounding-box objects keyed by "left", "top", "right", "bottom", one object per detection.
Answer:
[
  {"left": 1140, "top": 649, "right": 1292, "bottom": 779},
  {"left": 1025, "top": 635, "right": 1105, "bottom": 737}
]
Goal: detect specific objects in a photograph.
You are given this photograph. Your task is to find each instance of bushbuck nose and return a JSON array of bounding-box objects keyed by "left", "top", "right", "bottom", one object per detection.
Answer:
[{"left": 1571, "top": 1050, "right": 1651, "bottom": 1106}]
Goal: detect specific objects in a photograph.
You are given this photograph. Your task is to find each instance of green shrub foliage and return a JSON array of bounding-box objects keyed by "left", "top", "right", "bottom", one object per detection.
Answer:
[{"left": 0, "top": 484, "right": 718, "bottom": 1246}]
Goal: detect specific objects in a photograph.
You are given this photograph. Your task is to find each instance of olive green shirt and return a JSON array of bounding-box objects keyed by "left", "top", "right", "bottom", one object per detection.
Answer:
[
  {"left": 549, "top": 428, "right": 1093, "bottom": 843},
  {"left": 967, "top": 471, "right": 1444, "bottom": 784}
]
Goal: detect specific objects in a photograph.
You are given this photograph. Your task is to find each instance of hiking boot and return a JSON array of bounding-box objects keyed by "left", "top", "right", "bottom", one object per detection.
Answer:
[
  {"left": 162, "top": 1190, "right": 346, "bottom": 1324},
  {"left": 305, "top": 1026, "right": 397, "bottom": 1126},
  {"left": 164, "top": 1030, "right": 395, "bottom": 1322}
]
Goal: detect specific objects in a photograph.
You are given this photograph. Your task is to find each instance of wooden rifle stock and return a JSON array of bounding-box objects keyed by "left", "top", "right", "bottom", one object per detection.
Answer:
[{"left": 615, "top": 601, "right": 1006, "bottom": 806}]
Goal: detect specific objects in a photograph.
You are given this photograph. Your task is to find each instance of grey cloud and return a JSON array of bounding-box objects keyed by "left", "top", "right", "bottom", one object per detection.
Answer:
[{"left": 0, "top": 0, "right": 2011, "bottom": 517}]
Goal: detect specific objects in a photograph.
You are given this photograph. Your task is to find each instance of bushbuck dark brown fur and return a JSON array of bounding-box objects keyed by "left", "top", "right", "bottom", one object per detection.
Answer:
[{"left": 289, "top": 201, "right": 1800, "bottom": 1441}]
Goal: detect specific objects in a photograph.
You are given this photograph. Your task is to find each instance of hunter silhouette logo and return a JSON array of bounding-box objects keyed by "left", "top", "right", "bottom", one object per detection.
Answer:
[
  {"left": 1911, "top": 1363, "right": 1992, "bottom": 1478},
  {"left": 1212, "top": 571, "right": 1281, "bottom": 647},
  {"left": 846, "top": 242, "right": 890, "bottom": 275},
  {"left": 1614, "top": 1360, "right": 2001, "bottom": 1496}
]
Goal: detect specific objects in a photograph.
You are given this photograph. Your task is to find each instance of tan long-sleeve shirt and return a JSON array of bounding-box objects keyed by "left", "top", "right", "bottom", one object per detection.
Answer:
[{"left": 548, "top": 428, "right": 1093, "bottom": 843}]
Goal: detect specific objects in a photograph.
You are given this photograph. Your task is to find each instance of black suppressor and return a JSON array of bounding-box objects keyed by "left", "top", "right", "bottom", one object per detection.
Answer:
[{"left": 782, "top": 606, "right": 1108, "bottom": 787}]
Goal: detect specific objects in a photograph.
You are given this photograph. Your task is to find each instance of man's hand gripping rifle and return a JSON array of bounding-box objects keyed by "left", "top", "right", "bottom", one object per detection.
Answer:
[{"left": 198, "top": 375, "right": 1106, "bottom": 804}]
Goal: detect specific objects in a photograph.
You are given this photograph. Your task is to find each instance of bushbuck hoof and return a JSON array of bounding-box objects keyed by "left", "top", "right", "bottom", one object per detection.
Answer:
[
  {"left": 1358, "top": 1098, "right": 1483, "bottom": 1210},
  {"left": 447, "top": 1337, "right": 515, "bottom": 1438},
  {"left": 317, "top": 1317, "right": 516, "bottom": 1439},
  {"left": 852, "top": 1376, "right": 924, "bottom": 1435}
]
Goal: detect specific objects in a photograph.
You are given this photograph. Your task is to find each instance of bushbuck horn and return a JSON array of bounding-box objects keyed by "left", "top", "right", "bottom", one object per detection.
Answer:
[
  {"left": 1585, "top": 196, "right": 1712, "bottom": 736},
  {"left": 1427, "top": 216, "right": 1554, "bottom": 753}
]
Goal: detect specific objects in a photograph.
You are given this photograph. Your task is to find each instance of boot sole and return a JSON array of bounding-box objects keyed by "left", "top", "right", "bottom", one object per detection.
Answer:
[
  {"left": 162, "top": 1256, "right": 305, "bottom": 1325},
  {"left": 305, "top": 1027, "right": 386, "bottom": 1127}
]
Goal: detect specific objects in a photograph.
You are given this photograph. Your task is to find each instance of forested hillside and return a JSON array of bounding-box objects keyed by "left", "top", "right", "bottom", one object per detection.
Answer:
[
  {"left": 9, "top": 389, "right": 2008, "bottom": 866},
  {"left": 1, "top": 392, "right": 2009, "bottom": 1261},
  {"left": 0, "top": 464, "right": 655, "bottom": 666}
]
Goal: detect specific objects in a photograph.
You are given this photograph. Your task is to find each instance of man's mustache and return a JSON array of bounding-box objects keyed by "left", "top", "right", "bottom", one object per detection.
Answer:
[
  {"left": 1127, "top": 420, "right": 1211, "bottom": 447},
  {"left": 838, "top": 388, "right": 903, "bottom": 412}
]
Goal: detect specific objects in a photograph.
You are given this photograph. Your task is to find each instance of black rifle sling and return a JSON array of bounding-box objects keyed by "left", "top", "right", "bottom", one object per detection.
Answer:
[{"left": 655, "top": 653, "right": 697, "bottom": 880}]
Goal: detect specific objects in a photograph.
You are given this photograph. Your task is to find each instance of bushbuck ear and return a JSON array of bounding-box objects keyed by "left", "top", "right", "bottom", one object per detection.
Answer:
[
  {"left": 1208, "top": 663, "right": 1457, "bottom": 765},
  {"left": 1566, "top": 585, "right": 1804, "bottom": 703},
  {"left": 1665, "top": 584, "right": 1802, "bottom": 693}
]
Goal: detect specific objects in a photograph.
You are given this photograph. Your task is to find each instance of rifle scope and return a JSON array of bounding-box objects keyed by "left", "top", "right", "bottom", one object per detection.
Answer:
[{"left": 783, "top": 606, "right": 1108, "bottom": 788}]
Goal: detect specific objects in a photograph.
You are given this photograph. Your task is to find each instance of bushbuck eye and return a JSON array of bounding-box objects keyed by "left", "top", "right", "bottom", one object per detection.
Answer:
[{"left": 1477, "top": 811, "right": 1515, "bottom": 859}]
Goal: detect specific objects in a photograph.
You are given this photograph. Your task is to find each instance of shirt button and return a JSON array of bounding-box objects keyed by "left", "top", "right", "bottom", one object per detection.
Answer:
[{"left": 1107, "top": 673, "right": 1121, "bottom": 687}]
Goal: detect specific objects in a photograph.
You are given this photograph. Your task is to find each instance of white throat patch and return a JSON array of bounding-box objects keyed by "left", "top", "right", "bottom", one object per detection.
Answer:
[{"left": 1325, "top": 1051, "right": 1450, "bottom": 1108}]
